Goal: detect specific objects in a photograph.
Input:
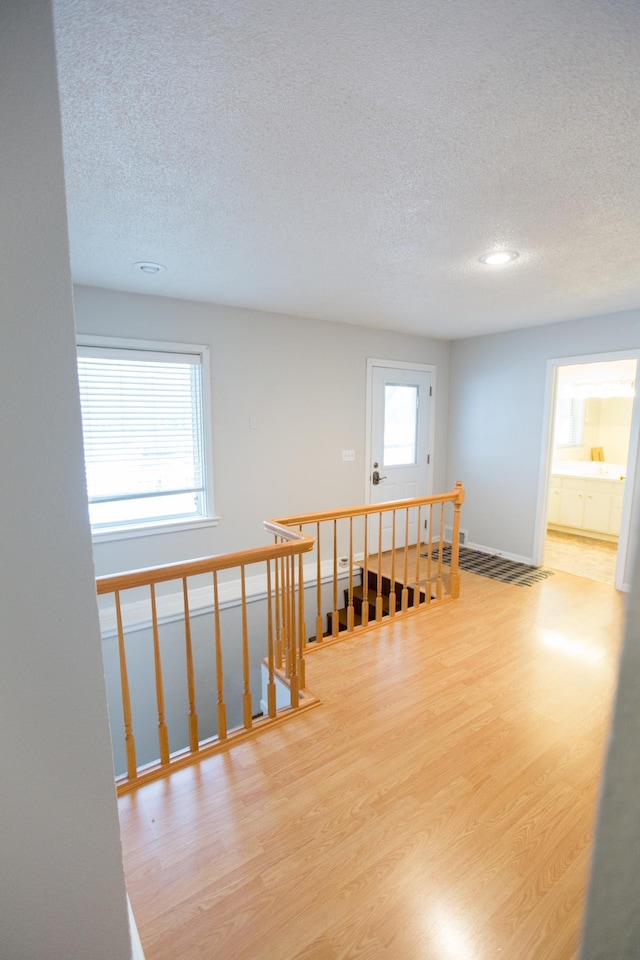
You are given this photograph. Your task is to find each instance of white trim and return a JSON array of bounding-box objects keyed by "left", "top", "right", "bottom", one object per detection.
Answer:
[
  {"left": 77, "top": 333, "right": 209, "bottom": 356},
  {"left": 98, "top": 557, "right": 362, "bottom": 639},
  {"left": 534, "top": 349, "right": 640, "bottom": 592},
  {"left": 91, "top": 515, "right": 220, "bottom": 544},
  {"left": 76, "top": 333, "right": 216, "bottom": 539},
  {"left": 620, "top": 392, "right": 640, "bottom": 592},
  {"left": 532, "top": 361, "right": 559, "bottom": 567},
  {"left": 364, "top": 358, "right": 436, "bottom": 504},
  {"left": 465, "top": 541, "right": 534, "bottom": 566},
  {"left": 128, "top": 897, "right": 145, "bottom": 960}
]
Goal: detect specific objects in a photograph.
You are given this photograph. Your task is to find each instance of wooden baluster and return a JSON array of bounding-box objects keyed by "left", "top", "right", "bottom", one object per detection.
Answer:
[
  {"left": 331, "top": 519, "right": 339, "bottom": 638},
  {"left": 401, "top": 507, "right": 410, "bottom": 611},
  {"left": 289, "top": 553, "right": 300, "bottom": 708},
  {"left": 449, "top": 481, "right": 464, "bottom": 599},
  {"left": 241, "top": 566, "right": 252, "bottom": 730},
  {"left": 298, "top": 552, "right": 306, "bottom": 690},
  {"left": 266, "top": 560, "right": 276, "bottom": 718},
  {"left": 414, "top": 505, "right": 422, "bottom": 607},
  {"left": 114, "top": 590, "right": 137, "bottom": 781},
  {"left": 281, "top": 540, "right": 288, "bottom": 668},
  {"left": 282, "top": 550, "right": 289, "bottom": 667},
  {"left": 289, "top": 552, "right": 297, "bottom": 677},
  {"left": 149, "top": 583, "right": 170, "bottom": 765},
  {"left": 298, "top": 524, "right": 306, "bottom": 654},
  {"left": 361, "top": 515, "right": 370, "bottom": 627},
  {"left": 274, "top": 549, "right": 284, "bottom": 667},
  {"left": 315, "top": 522, "right": 323, "bottom": 643},
  {"left": 347, "top": 516, "right": 355, "bottom": 631},
  {"left": 426, "top": 504, "right": 433, "bottom": 604},
  {"left": 283, "top": 552, "right": 292, "bottom": 676},
  {"left": 436, "top": 503, "right": 445, "bottom": 599},
  {"left": 389, "top": 510, "right": 397, "bottom": 616},
  {"left": 182, "top": 577, "right": 199, "bottom": 753},
  {"left": 212, "top": 570, "right": 227, "bottom": 740},
  {"left": 376, "top": 512, "right": 383, "bottom": 622}
]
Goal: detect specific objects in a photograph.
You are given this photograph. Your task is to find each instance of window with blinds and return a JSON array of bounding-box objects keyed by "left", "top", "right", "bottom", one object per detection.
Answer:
[
  {"left": 554, "top": 397, "right": 585, "bottom": 448},
  {"left": 77, "top": 337, "right": 212, "bottom": 534}
]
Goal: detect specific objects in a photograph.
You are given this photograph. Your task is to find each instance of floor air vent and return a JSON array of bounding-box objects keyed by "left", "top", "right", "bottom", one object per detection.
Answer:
[{"left": 444, "top": 526, "right": 468, "bottom": 545}]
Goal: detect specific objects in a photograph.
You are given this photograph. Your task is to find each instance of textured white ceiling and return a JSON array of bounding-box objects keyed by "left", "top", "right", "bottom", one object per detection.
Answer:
[{"left": 53, "top": 0, "right": 640, "bottom": 339}]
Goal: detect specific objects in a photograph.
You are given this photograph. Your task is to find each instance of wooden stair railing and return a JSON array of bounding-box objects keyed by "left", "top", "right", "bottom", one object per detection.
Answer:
[
  {"left": 272, "top": 481, "right": 466, "bottom": 643},
  {"left": 96, "top": 522, "right": 316, "bottom": 795},
  {"left": 97, "top": 483, "right": 464, "bottom": 794}
]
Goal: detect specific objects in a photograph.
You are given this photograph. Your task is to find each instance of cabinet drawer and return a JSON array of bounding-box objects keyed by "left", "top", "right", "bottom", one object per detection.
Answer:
[
  {"left": 587, "top": 479, "right": 620, "bottom": 495},
  {"left": 562, "top": 477, "right": 587, "bottom": 491}
]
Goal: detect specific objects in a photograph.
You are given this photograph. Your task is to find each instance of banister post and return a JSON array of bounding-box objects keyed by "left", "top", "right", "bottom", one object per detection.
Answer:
[
  {"left": 449, "top": 481, "right": 465, "bottom": 599},
  {"left": 297, "top": 553, "right": 306, "bottom": 690}
]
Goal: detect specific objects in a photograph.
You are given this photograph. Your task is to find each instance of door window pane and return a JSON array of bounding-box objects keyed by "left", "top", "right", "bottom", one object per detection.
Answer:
[{"left": 383, "top": 383, "right": 418, "bottom": 466}]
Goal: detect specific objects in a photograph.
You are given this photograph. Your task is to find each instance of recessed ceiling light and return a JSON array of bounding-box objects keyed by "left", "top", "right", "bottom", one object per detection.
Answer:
[
  {"left": 134, "top": 261, "right": 166, "bottom": 274},
  {"left": 479, "top": 250, "right": 519, "bottom": 265}
]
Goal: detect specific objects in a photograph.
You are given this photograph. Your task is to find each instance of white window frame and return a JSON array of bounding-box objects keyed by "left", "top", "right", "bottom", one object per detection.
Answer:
[{"left": 76, "top": 334, "right": 217, "bottom": 542}]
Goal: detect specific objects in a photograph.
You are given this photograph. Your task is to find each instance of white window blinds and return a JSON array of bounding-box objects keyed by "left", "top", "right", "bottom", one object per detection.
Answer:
[
  {"left": 554, "top": 397, "right": 584, "bottom": 448},
  {"left": 77, "top": 341, "right": 209, "bottom": 531}
]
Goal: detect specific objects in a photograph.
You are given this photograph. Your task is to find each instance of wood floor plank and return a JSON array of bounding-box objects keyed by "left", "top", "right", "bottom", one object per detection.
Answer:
[{"left": 120, "top": 569, "right": 624, "bottom": 960}]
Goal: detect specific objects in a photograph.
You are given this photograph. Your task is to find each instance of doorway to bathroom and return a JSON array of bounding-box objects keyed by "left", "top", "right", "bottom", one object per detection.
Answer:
[{"left": 544, "top": 357, "right": 637, "bottom": 586}]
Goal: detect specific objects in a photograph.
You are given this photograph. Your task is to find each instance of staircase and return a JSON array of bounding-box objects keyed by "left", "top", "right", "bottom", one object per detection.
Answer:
[
  {"left": 101, "top": 484, "right": 464, "bottom": 793},
  {"left": 321, "top": 567, "right": 428, "bottom": 638}
]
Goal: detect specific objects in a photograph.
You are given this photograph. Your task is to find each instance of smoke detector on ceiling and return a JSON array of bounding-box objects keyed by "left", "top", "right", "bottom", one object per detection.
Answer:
[{"left": 134, "top": 261, "right": 166, "bottom": 274}]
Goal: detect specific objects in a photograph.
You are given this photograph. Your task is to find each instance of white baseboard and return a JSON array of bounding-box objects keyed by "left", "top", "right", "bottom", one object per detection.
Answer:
[{"left": 464, "top": 541, "right": 535, "bottom": 566}]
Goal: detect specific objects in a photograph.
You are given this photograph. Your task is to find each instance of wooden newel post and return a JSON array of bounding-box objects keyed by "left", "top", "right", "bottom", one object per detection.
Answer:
[{"left": 449, "top": 480, "right": 465, "bottom": 599}]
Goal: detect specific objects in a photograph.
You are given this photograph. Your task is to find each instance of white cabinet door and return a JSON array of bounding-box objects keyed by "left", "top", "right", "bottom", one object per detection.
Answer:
[
  {"left": 558, "top": 489, "right": 585, "bottom": 528},
  {"left": 549, "top": 476, "right": 625, "bottom": 538},
  {"left": 608, "top": 494, "right": 624, "bottom": 536},
  {"left": 548, "top": 486, "right": 561, "bottom": 524},
  {"left": 582, "top": 492, "right": 611, "bottom": 533}
]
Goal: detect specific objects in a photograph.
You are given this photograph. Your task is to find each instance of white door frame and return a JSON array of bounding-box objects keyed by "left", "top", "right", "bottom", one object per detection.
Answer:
[
  {"left": 364, "top": 358, "right": 436, "bottom": 504},
  {"left": 533, "top": 349, "right": 640, "bottom": 592}
]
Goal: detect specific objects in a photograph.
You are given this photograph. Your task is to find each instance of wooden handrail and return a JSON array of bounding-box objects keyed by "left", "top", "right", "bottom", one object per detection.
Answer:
[
  {"left": 269, "top": 482, "right": 465, "bottom": 528},
  {"left": 96, "top": 525, "right": 313, "bottom": 594}
]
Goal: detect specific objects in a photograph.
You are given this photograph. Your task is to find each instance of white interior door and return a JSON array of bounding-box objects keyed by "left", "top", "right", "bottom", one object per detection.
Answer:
[{"left": 367, "top": 362, "right": 433, "bottom": 553}]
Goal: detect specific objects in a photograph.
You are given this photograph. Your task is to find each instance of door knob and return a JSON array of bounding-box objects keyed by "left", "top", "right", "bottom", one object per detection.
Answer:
[{"left": 372, "top": 470, "right": 387, "bottom": 485}]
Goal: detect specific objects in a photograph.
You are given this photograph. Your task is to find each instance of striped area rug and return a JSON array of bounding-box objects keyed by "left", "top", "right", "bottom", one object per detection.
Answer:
[{"left": 422, "top": 545, "right": 554, "bottom": 587}]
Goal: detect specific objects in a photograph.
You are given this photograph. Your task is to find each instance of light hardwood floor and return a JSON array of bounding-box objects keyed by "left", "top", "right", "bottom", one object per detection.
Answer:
[{"left": 119, "top": 569, "right": 624, "bottom": 960}]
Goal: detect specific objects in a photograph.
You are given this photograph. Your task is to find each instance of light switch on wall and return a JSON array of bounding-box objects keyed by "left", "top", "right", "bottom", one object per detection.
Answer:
[{"left": 342, "top": 450, "right": 355, "bottom": 462}]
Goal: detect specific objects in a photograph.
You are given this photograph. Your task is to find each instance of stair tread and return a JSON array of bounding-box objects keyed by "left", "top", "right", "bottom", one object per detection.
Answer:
[
  {"left": 322, "top": 567, "right": 432, "bottom": 639},
  {"left": 353, "top": 582, "right": 427, "bottom": 606}
]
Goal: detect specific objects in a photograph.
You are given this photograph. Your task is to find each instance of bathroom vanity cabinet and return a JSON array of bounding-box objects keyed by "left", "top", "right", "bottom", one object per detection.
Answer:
[{"left": 548, "top": 474, "right": 624, "bottom": 539}]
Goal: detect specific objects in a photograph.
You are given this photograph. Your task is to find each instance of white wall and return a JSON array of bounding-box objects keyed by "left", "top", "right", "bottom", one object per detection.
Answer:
[
  {"left": 447, "top": 311, "right": 640, "bottom": 564},
  {"left": 580, "top": 538, "right": 640, "bottom": 959},
  {"left": 593, "top": 397, "right": 635, "bottom": 464},
  {"left": 73, "top": 285, "right": 451, "bottom": 576},
  {"left": 552, "top": 397, "right": 634, "bottom": 467},
  {"left": 0, "top": 3, "right": 132, "bottom": 958}
]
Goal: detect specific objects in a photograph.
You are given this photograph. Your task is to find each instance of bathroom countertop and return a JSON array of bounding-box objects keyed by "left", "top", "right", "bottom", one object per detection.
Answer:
[{"left": 551, "top": 463, "right": 626, "bottom": 481}]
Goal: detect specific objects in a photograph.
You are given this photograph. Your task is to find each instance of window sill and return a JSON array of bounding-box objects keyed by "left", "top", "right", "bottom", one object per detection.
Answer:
[{"left": 91, "top": 516, "right": 221, "bottom": 544}]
